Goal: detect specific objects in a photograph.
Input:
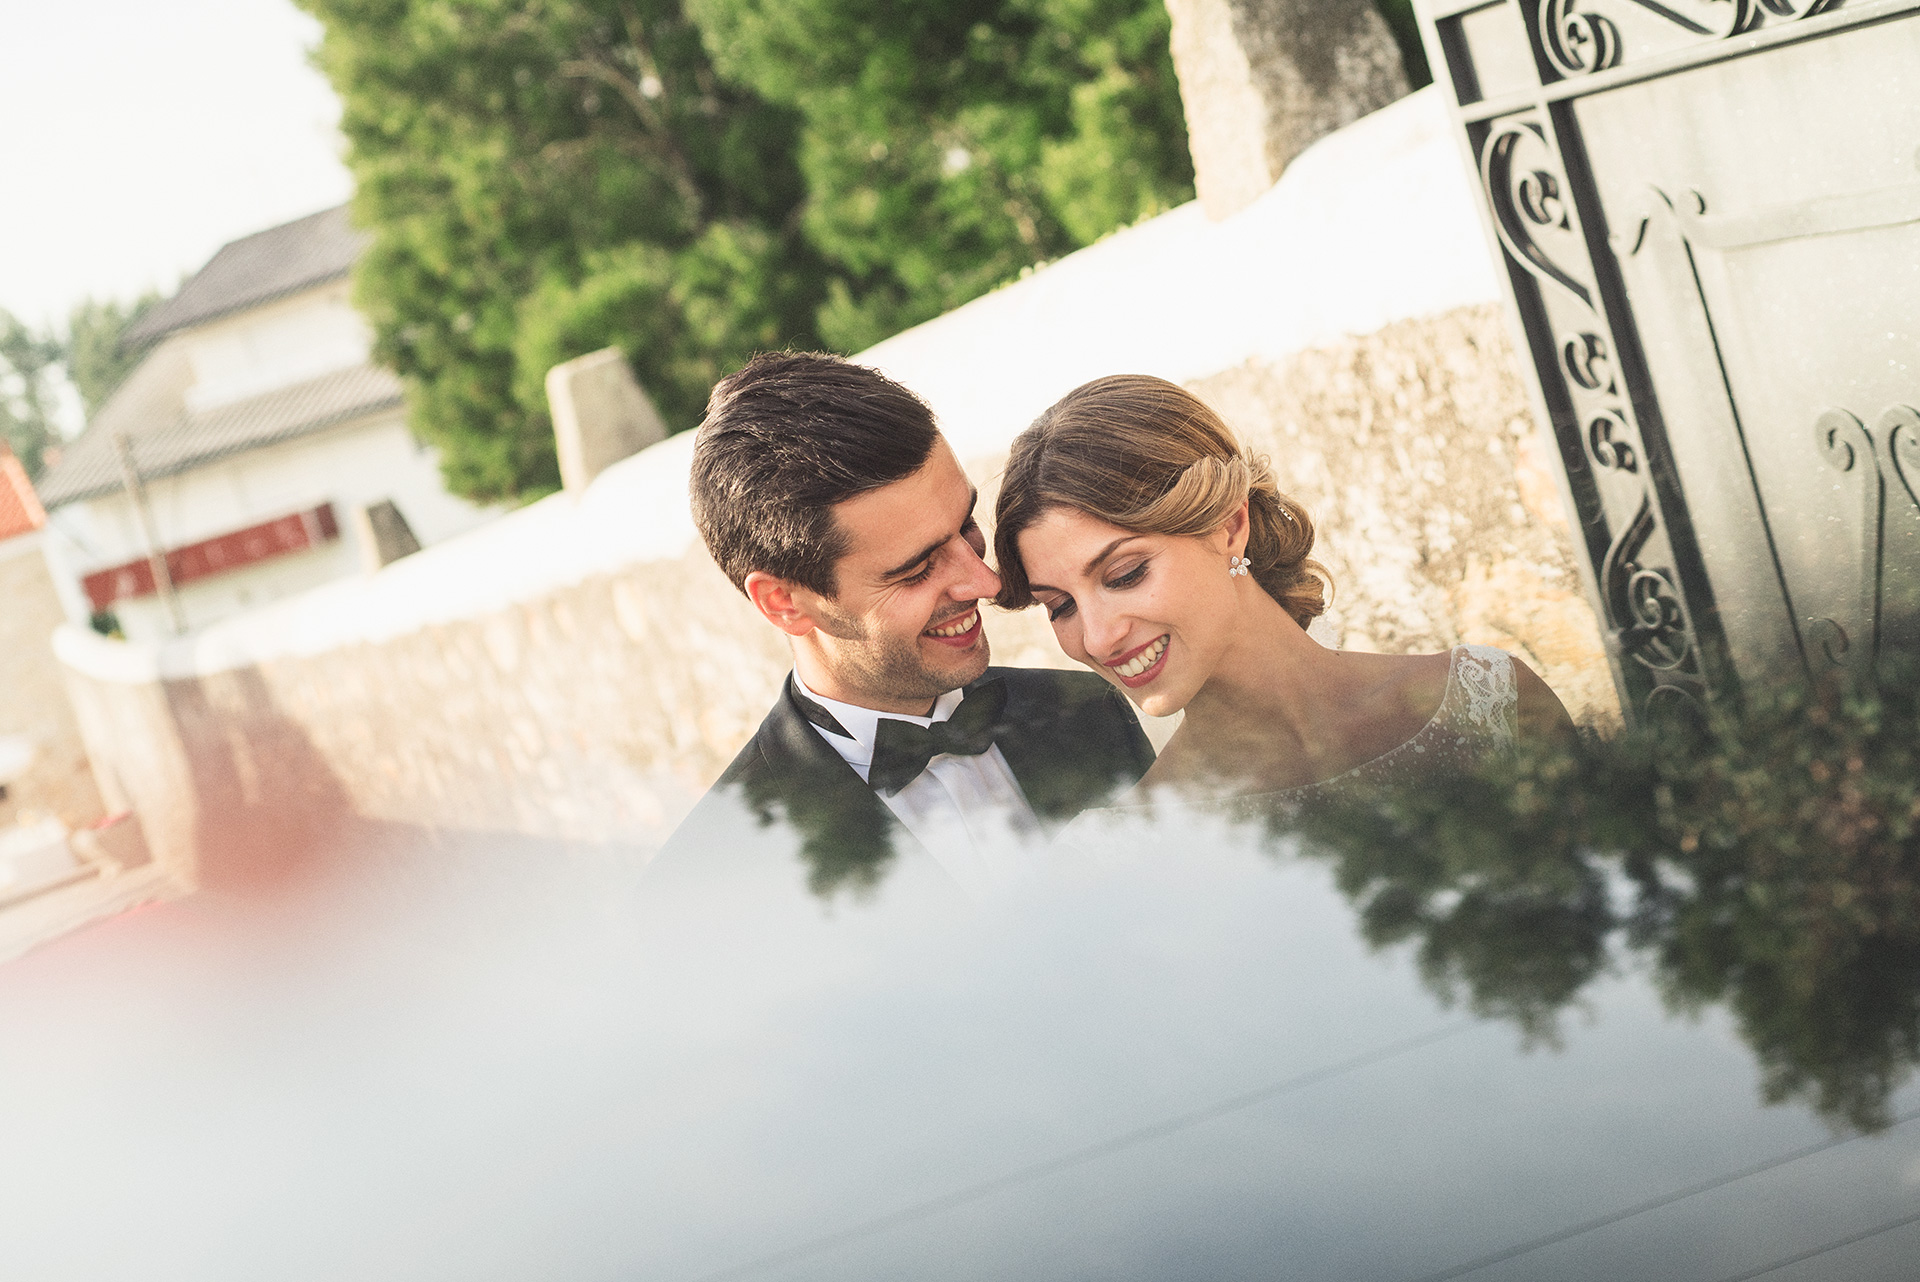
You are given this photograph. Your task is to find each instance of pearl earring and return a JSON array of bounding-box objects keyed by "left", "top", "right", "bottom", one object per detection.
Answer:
[{"left": 1228, "top": 555, "right": 1251, "bottom": 578}]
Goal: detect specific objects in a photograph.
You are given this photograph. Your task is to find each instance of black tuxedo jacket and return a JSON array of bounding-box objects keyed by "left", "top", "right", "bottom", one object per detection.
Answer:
[{"left": 656, "top": 667, "right": 1155, "bottom": 896}]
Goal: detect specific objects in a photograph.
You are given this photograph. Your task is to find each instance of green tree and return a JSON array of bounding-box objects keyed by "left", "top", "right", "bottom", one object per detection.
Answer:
[
  {"left": 1, "top": 294, "right": 167, "bottom": 479},
  {"left": 1289, "top": 666, "right": 1920, "bottom": 1132},
  {"left": 303, "top": 0, "right": 1197, "bottom": 501},
  {"left": 64, "top": 292, "right": 161, "bottom": 417},
  {"left": 0, "top": 311, "right": 63, "bottom": 478},
  {"left": 299, "top": 0, "right": 824, "bottom": 502},
  {"left": 687, "top": 0, "right": 1196, "bottom": 352}
]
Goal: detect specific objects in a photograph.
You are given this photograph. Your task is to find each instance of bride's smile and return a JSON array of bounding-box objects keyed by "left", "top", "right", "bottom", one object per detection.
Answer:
[
  {"left": 1104, "top": 634, "right": 1168, "bottom": 687},
  {"left": 1015, "top": 505, "right": 1255, "bottom": 719}
]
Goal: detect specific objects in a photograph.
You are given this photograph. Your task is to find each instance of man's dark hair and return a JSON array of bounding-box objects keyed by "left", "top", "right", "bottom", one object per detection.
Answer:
[{"left": 690, "top": 351, "right": 940, "bottom": 598}]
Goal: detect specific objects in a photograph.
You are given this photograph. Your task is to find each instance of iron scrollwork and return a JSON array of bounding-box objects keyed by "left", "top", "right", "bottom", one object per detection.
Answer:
[
  {"left": 1603, "top": 494, "right": 1692, "bottom": 670},
  {"left": 1814, "top": 408, "right": 1881, "bottom": 671},
  {"left": 1884, "top": 404, "right": 1920, "bottom": 516},
  {"left": 1641, "top": 679, "right": 1709, "bottom": 728},
  {"left": 1535, "top": 0, "right": 1832, "bottom": 79},
  {"left": 1479, "top": 111, "right": 1701, "bottom": 701},
  {"left": 1538, "top": 0, "right": 1624, "bottom": 76},
  {"left": 1811, "top": 404, "right": 1920, "bottom": 670},
  {"left": 1588, "top": 411, "right": 1638, "bottom": 472},
  {"left": 1562, "top": 332, "right": 1616, "bottom": 392},
  {"left": 1806, "top": 618, "right": 1851, "bottom": 668},
  {"left": 1480, "top": 119, "right": 1640, "bottom": 482},
  {"left": 1480, "top": 121, "right": 1593, "bottom": 307},
  {"left": 1814, "top": 407, "right": 1880, "bottom": 492}
]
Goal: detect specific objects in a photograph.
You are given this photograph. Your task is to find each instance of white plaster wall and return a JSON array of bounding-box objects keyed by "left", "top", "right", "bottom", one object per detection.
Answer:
[
  {"left": 181, "top": 281, "right": 372, "bottom": 413},
  {"left": 0, "top": 529, "right": 106, "bottom": 828},
  {"left": 42, "top": 413, "right": 497, "bottom": 643}
]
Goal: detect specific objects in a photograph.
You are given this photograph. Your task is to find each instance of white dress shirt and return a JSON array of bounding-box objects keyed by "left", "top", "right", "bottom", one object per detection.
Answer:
[{"left": 791, "top": 671, "right": 1044, "bottom": 897}]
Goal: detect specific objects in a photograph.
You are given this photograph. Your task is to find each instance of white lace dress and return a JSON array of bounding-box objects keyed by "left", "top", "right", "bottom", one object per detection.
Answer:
[
  {"left": 1275, "top": 643, "right": 1519, "bottom": 801},
  {"left": 1058, "top": 645, "right": 1520, "bottom": 848}
]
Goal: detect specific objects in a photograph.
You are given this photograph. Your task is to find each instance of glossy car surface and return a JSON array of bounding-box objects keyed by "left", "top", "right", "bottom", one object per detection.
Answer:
[{"left": 4, "top": 763, "right": 1916, "bottom": 1281}]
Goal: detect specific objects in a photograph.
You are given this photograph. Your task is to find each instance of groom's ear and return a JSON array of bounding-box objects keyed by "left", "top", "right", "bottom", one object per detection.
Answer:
[{"left": 744, "top": 571, "right": 820, "bottom": 638}]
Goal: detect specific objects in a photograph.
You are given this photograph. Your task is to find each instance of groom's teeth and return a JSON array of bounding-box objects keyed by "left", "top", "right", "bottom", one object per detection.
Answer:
[{"left": 926, "top": 609, "right": 977, "bottom": 638}]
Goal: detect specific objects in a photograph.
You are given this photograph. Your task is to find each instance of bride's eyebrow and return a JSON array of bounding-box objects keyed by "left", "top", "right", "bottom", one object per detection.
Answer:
[
  {"left": 1083, "top": 536, "right": 1143, "bottom": 576},
  {"left": 1027, "top": 536, "right": 1143, "bottom": 595}
]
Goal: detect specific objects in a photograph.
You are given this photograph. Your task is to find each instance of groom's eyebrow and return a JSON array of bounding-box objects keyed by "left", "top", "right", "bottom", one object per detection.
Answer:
[{"left": 880, "top": 487, "right": 978, "bottom": 580}]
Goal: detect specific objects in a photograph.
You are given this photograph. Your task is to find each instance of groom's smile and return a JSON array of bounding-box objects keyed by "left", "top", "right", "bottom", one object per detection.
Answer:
[
  {"left": 778, "top": 436, "right": 1000, "bottom": 714},
  {"left": 922, "top": 606, "right": 982, "bottom": 648}
]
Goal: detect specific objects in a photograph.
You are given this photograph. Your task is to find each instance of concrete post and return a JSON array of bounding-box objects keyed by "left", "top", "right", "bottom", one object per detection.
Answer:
[
  {"left": 546, "top": 348, "right": 669, "bottom": 495},
  {"left": 1165, "top": 0, "right": 1410, "bottom": 220},
  {"left": 351, "top": 500, "right": 423, "bottom": 574}
]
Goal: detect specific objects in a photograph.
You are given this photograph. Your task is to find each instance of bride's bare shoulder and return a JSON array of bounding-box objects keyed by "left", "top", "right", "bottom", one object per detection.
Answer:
[{"left": 1335, "top": 647, "right": 1456, "bottom": 719}]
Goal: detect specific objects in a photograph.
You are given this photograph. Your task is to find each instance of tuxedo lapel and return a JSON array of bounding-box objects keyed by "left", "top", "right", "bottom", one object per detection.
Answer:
[
  {"left": 987, "top": 668, "right": 1155, "bottom": 832},
  {"left": 661, "top": 669, "right": 1151, "bottom": 887},
  {"left": 727, "top": 678, "right": 922, "bottom": 895}
]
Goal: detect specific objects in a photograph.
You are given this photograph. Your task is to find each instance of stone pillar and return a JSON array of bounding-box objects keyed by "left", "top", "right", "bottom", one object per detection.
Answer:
[
  {"left": 1165, "top": 0, "right": 1410, "bottom": 220},
  {"left": 545, "top": 347, "right": 669, "bottom": 495},
  {"left": 351, "top": 499, "right": 423, "bottom": 573}
]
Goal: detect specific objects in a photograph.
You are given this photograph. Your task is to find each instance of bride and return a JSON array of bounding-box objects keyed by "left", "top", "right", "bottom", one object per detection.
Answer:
[{"left": 992, "top": 375, "right": 1575, "bottom": 801}]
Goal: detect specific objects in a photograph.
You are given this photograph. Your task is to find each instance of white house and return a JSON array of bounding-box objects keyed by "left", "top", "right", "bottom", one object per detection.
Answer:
[{"left": 35, "top": 206, "right": 497, "bottom": 642}]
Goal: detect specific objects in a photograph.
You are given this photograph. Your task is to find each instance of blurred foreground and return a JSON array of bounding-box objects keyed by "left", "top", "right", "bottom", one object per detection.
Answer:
[{"left": 3, "top": 671, "right": 1918, "bottom": 1281}]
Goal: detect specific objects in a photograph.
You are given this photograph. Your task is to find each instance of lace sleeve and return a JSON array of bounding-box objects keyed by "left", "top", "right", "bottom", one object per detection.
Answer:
[{"left": 1452, "top": 645, "right": 1519, "bottom": 750}]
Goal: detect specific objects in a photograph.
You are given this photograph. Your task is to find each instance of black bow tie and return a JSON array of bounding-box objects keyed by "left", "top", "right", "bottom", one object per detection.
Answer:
[{"left": 867, "top": 678, "right": 1009, "bottom": 797}]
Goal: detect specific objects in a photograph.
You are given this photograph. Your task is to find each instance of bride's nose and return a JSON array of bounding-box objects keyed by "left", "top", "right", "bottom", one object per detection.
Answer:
[{"left": 1077, "top": 598, "right": 1131, "bottom": 660}]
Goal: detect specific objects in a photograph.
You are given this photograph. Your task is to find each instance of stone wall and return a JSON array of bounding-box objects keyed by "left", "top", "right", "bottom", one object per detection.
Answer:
[
  {"left": 49, "top": 90, "right": 1618, "bottom": 884},
  {"left": 56, "top": 300, "right": 1616, "bottom": 887},
  {"left": 0, "top": 535, "right": 105, "bottom": 830},
  {"left": 1185, "top": 306, "right": 1619, "bottom": 727},
  {"left": 56, "top": 547, "right": 788, "bottom": 888}
]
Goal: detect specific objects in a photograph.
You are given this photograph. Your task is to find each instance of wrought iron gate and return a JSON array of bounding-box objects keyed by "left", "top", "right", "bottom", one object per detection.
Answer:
[{"left": 1414, "top": 0, "right": 1920, "bottom": 723}]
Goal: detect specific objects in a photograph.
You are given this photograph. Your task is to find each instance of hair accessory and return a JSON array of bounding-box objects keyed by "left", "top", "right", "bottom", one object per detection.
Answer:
[{"left": 1229, "top": 555, "right": 1251, "bottom": 578}]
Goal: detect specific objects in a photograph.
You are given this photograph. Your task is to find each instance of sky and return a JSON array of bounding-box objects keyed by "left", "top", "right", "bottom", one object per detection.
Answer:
[{"left": 0, "top": 0, "right": 353, "bottom": 331}]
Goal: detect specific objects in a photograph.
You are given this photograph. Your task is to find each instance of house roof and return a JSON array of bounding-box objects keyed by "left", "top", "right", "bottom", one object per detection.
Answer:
[
  {"left": 36, "top": 358, "right": 405, "bottom": 508},
  {"left": 122, "top": 205, "right": 368, "bottom": 347},
  {"left": 0, "top": 448, "right": 47, "bottom": 541}
]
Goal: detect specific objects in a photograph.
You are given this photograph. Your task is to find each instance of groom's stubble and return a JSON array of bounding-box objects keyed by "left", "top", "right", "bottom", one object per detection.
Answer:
[{"left": 808, "top": 594, "right": 992, "bottom": 708}]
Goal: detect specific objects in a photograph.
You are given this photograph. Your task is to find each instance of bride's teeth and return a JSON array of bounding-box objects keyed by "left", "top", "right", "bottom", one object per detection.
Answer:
[{"left": 1116, "top": 636, "right": 1166, "bottom": 678}]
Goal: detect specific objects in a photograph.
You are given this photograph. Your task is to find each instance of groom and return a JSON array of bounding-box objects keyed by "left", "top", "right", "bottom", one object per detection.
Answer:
[{"left": 658, "top": 351, "right": 1153, "bottom": 895}]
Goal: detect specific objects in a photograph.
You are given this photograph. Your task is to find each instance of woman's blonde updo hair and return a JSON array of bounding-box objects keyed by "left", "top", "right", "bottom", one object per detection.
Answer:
[{"left": 994, "top": 375, "right": 1329, "bottom": 627}]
